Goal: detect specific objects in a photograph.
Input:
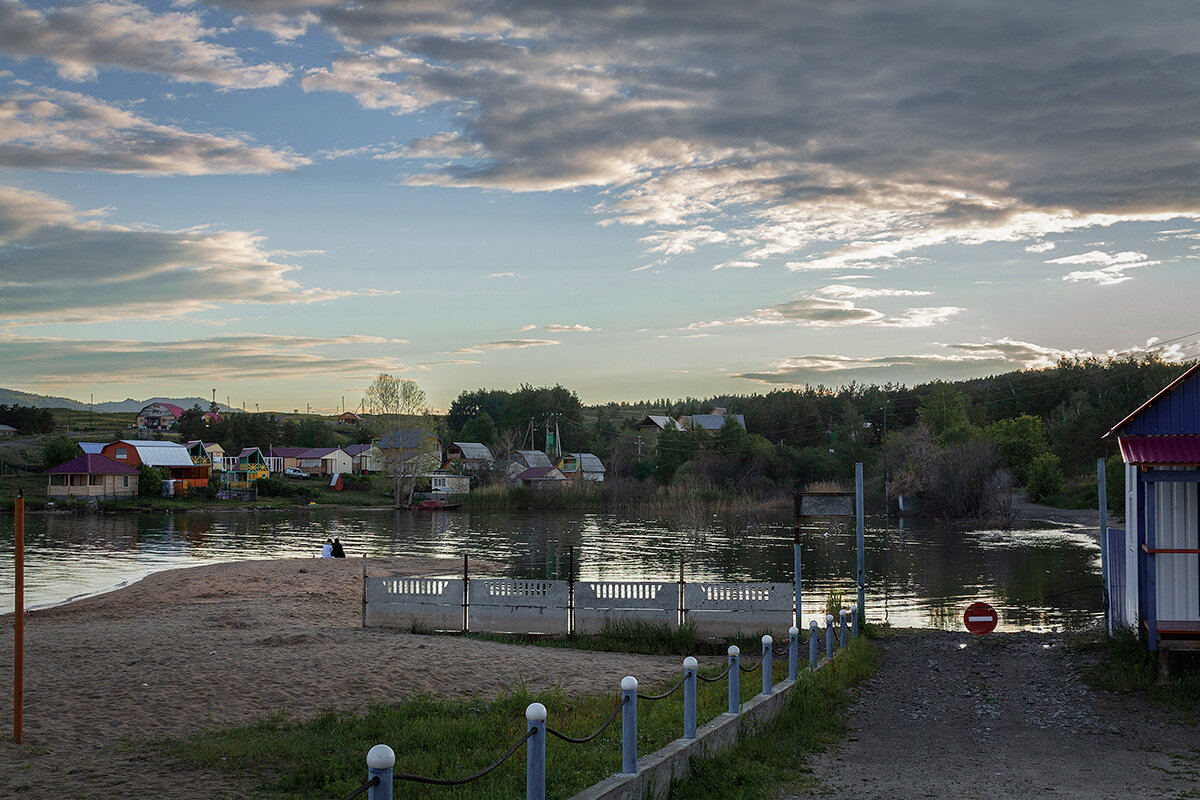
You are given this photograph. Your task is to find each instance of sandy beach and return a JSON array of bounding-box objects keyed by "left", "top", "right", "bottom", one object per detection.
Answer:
[{"left": 0, "top": 557, "right": 686, "bottom": 798}]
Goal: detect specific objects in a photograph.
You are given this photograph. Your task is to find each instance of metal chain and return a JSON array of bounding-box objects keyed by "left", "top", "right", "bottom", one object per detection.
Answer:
[
  {"left": 546, "top": 696, "right": 629, "bottom": 744},
  {"left": 394, "top": 728, "right": 536, "bottom": 786}
]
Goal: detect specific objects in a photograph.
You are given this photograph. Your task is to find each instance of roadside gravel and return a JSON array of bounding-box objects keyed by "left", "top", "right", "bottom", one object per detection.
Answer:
[{"left": 781, "top": 629, "right": 1200, "bottom": 800}]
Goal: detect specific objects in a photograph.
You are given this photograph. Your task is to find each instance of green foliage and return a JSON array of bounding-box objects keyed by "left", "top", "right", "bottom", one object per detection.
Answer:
[
  {"left": 256, "top": 476, "right": 314, "bottom": 499},
  {"left": 1025, "top": 452, "right": 1064, "bottom": 502},
  {"left": 917, "top": 381, "right": 972, "bottom": 439},
  {"left": 41, "top": 435, "right": 78, "bottom": 468},
  {"left": 457, "top": 411, "right": 498, "bottom": 446},
  {"left": 985, "top": 414, "right": 1050, "bottom": 484},
  {"left": 1106, "top": 453, "right": 1124, "bottom": 512},
  {"left": 0, "top": 403, "right": 55, "bottom": 434},
  {"left": 137, "top": 464, "right": 167, "bottom": 497},
  {"left": 1077, "top": 629, "right": 1200, "bottom": 716}
]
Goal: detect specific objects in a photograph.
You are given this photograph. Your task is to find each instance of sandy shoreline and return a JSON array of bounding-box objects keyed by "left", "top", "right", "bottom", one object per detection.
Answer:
[{"left": 0, "top": 557, "right": 687, "bottom": 798}]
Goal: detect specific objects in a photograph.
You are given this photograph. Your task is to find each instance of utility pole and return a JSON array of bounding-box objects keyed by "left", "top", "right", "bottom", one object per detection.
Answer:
[{"left": 637, "top": 435, "right": 642, "bottom": 458}]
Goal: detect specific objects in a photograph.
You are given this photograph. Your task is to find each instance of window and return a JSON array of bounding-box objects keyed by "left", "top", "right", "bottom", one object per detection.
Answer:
[
  {"left": 122, "top": 477, "right": 129, "bottom": 488},
  {"left": 89, "top": 474, "right": 101, "bottom": 485},
  {"left": 115, "top": 448, "right": 127, "bottom": 460}
]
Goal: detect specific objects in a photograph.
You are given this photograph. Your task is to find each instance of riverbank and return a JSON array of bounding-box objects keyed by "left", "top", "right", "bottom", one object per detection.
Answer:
[{"left": 0, "top": 557, "right": 686, "bottom": 798}]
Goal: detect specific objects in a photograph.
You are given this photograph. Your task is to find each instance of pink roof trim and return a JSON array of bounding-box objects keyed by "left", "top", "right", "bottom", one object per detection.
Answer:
[{"left": 1118, "top": 435, "right": 1200, "bottom": 466}]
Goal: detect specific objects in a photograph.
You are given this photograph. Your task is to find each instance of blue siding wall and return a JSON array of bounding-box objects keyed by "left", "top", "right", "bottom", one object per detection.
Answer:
[{"left": 1122, "top": 372, "right": 1200, "bottom": 435}]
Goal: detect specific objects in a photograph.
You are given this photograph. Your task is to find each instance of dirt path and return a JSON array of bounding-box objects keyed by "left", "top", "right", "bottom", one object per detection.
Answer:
[{"left": 784, "top": 629, "right": 1200, "bottom": 800}]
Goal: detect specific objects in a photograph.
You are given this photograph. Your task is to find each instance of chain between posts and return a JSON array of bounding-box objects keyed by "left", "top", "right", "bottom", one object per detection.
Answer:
[
  {"left": 695, "top": 663, "right": 733, "bottom": 683},
  {"left": 636, "top": 675, "right": 687, "bottom": 701},
  {"left": 337, "top": 775, "right": 380, "bottom": 800},
  {"left": 393, "top": 728, "right": 536, "bottom": 786},
  {"left": 546, "top": 696, "right": 629, "bottom": 744}
]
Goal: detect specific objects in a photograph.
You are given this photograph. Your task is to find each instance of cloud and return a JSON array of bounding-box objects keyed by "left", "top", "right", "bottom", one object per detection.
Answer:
[
  {"left": 818, "top": 284, "right": 933, "bottom": 299},
  {"left": 688, "top": 293, "right": 961, "bottom": 330},
  {"left": 734, "top": 337, "right": 1083, "bottom": 386},
  {"left": 0, "top": 334, "right": 410, "bottom": 388},
  {"left": 281, "top": 1, "right": 1200, "bottom": 269},
  {"left": 0, "top": 185, "right": 372, "bottom": 324},
  {"left": 450, "top": 338, "right": 562, "bottom": 354},
  {"left": 0, "top": 88, "right": 309, "bottom": 174},
  {"left": 1048, "top": 249, "right": 1159, "bottom": 285},
  {"left": 489, "top": 271, "right": 519, "bottom": 278},
  {"left": 0, "top": 0, "right": 291, "bottom": 88},
  {"left": 544, "top": 323, "right": 595, "bottom": 332}
]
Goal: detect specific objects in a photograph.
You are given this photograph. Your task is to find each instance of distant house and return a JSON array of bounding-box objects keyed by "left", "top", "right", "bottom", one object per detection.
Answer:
[
  {"left": 515, "top": 465, "right": 568, "bottom": 488},
  {"left": 0, "top": 424, "right": 16, "bottom": 438},
  {"left": 1103, "top": 361, "right": 1200, "bottom": 654},
  {"left": 345, "top": 443, "right": 383, "bottom": 474},
  {"left": 338, "top": 411, "right": 361, "bottom": 425},
  {"left": 636, "top": 415, "right": 682, "bottom": 432},
  {"left": 506, "top": 450, "right": 555, "bottom": 485},
  {"left": 136, "top": 403, "right": 184, "bottom": 431},
  {"left": 444, "top": 442, "right": 495, "bottom": 466},
  {"left": 299, "top": 446, "right": 353, "bottom": 476},
  {"left": 45, "top": 454, "right": 139, "bottom": 501},
  {"left": 559, "top": 453, "right": 606, "bottom": 482},
  {"left": 267, "top": 446, "right": 311, "bottom": 472},
  {"left": 681, "top": 407, "right": 746, "bottom": 432},
  {"left": 426, "top": 471, "right": 471, "bottom": 494},
  {"left": 378, "top": 429, "right": 444, "bottom": 474},
  {"left": 185, "top": 440, "right": 225, "bottom": 469},
  {"left": 101, "top": 440, "right": 208, "bottom": 492}
]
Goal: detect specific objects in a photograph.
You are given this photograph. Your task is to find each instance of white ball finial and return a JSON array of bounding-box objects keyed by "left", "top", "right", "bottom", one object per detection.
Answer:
[
  {"left": 728, "top": 645, "right": 740, "bottom": 656},
  {"left": 621, "top": 675, "right": 638, "bottom": 692},
  {"left": 526, "top": 702, "right": 547, "bottom": 722},
  {"left": 762, "top": 634, "right": 773, "bottom": 646},
  {"left": 683, "top": 656, "right": 697, "bottom": 670},
  {"left": 826, "top": 614, "right": 835, "bottom": 624},
  {"left": 367, "top": 744, "right": 395, "bottom": 770},
  {"left": 789, "top": 626, "right": 799, "bottom": 637}
]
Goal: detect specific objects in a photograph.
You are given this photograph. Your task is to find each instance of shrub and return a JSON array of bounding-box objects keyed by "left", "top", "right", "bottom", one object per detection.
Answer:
[{"left": 1025, "top": 452, "right": 1064, "bottom": 503}]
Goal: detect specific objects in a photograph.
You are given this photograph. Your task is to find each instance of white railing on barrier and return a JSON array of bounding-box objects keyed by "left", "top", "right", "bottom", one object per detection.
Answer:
[
  {"left": 365, "top": 577, "right": 464, "bottom": 631},
  {"left": 468, "top": 579, "right": 570, "bottom": 634},
  {"left": 684, "top": 582, "right": 792, "bottom": 637},
  {"left": 574, "top": 582, "right": 678, "bottom": 634}
]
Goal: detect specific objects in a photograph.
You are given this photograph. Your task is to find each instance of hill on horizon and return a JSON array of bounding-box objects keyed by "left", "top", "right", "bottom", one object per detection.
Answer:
[{"left": 0, "top": 388, "right": 229, "bottom": 414}]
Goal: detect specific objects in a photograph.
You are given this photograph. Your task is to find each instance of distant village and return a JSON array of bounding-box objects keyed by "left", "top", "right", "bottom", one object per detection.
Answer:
[{"left": 37, "top": 400, "right": 746, "bottom": 503}]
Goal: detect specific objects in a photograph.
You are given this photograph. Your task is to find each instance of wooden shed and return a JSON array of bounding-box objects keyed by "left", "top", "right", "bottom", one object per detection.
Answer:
[
  {"left": 1104, "top": 361, "right": 1200, "bottom": 653},
  {"left": 45, "top": 454, "right": 139, "bottom": 501}
]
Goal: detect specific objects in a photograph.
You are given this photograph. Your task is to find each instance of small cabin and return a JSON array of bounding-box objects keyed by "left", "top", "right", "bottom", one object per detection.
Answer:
[{"left": 1104, "top": 361, "right": 1200, "bottom": 654}]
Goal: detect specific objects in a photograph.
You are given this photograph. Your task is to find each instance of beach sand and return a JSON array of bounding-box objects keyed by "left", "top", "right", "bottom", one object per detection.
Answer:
[{"left": 0, "top": 557, "right": 685, "bottom": 798}]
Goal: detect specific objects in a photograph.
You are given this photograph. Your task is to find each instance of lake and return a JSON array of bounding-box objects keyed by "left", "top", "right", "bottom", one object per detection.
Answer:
[{"left": 0, "top": 508, "right": 1102, "bottom": 632}]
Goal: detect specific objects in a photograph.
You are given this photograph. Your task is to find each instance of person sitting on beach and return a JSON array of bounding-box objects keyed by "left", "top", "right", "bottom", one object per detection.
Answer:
[
  {"left": 331, "top": 538, "right": 346, "bottom": 558},
  {"left": 321, "top": 538, "right": 333, "bottom": 558}
]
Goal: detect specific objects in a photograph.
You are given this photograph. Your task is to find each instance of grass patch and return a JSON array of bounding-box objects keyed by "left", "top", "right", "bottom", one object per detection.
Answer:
[
  {"left": 1074, "top": 628, "right": 1200, "bottom": 717},
  {"left": 147, "top": 653, "right": 773, "bottom": 799},
  {"left": 670, "top": 636, "right": 877, "bottom": 799},
  {"left": 464, "top": 618, "right": 805, "bottom": 658}
]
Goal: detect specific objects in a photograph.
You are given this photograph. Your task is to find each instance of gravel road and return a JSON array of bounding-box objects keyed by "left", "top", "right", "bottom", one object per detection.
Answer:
[{"left": 782, "top": 629, "right": 1200, "bottom": 800}]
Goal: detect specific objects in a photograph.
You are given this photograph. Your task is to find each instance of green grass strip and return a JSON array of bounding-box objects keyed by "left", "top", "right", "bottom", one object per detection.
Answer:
[
  {"left": 147, "top": 649, "right": 779, "bottom": 799},
  {"left": 670, "top": 636, "right": 878, "bottom": 800}
]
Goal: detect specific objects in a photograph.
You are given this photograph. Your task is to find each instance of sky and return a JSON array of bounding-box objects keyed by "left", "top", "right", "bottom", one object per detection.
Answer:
[{"left": 3, "top": 0, "right": 1200, "bottom": 414}]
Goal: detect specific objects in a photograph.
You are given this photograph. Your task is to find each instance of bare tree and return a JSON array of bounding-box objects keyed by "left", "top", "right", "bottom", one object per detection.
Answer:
[{"left": 363, "top": 374, "right": 438, "bottom": 508}]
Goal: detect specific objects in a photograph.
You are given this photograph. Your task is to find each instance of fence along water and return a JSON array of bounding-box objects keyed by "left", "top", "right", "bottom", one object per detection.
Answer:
[{"left": 364, "top": 573, "right": 796, "bottom": 637}]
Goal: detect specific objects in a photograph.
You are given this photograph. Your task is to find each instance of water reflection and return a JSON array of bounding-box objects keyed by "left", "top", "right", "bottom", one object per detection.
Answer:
[{"left": 1, "top": 509, "right": 1101, "bottom": 631}]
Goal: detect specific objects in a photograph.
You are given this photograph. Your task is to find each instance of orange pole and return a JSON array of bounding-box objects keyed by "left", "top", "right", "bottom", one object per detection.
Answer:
[{"left": 14, "top": 489, "right": 23, "bottom": 743}]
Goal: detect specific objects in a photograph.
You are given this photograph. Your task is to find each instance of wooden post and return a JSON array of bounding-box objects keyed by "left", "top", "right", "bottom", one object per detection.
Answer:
[{"left": 14, "top": 489, "right": 24, "bottom": 744}]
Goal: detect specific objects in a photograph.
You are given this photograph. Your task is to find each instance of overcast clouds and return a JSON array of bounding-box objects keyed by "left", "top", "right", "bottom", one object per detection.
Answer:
[{"left": 1, "top": 0, "right": 1198, "bottom": 409}]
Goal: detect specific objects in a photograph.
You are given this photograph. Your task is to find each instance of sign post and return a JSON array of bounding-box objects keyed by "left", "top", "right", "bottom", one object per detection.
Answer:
[
  {"left": 14, "top": 489, "right": 24, "bottom": 744},
  {"left": 963, "top": 601, "right": 998, "bottom": 635}
]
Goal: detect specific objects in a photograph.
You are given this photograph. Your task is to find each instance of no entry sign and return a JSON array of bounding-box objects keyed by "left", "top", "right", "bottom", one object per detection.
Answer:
[{"left": 963, "top": 602, "right": 999, "bottom": 635}]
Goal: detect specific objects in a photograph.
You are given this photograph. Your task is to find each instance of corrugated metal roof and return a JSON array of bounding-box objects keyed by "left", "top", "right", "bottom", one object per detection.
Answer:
[
  {"left": 452, "top": 442, "right": 494, "bottom": 462},
  {"left": 518, "top": 466, "right": 565, "bottom": 480},
  {"left": 79, "top": 442, "right": 105, "bottom": 454},
  {"left": 516, "top": 450, "right": 553, "bottom": 468},
  {"left": 379, "top": 429, "right": 439, "bottom": 450},
  {"left": 1118, "top": 435, "right": 1200, "bottom": 465},
  {"left": 269, "top": 446, "right": 311, "bottom": 458},
  {"left": 690, "top": 413, "right": 746, "bottom": 431},
  {"left": 115, "top": 440, "right": 195, "bottom": 467},
  {"left": 566, "top": 452, "right": 606, "bottom": 473},
  {"left": 45, "top": 454, "right": 139, "bottom": 475}
]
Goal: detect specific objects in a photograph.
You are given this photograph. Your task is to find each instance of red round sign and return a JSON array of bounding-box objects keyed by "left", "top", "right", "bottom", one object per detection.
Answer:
[{"left": 963, "top": 602, "right": 998, "bottom": 635}]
